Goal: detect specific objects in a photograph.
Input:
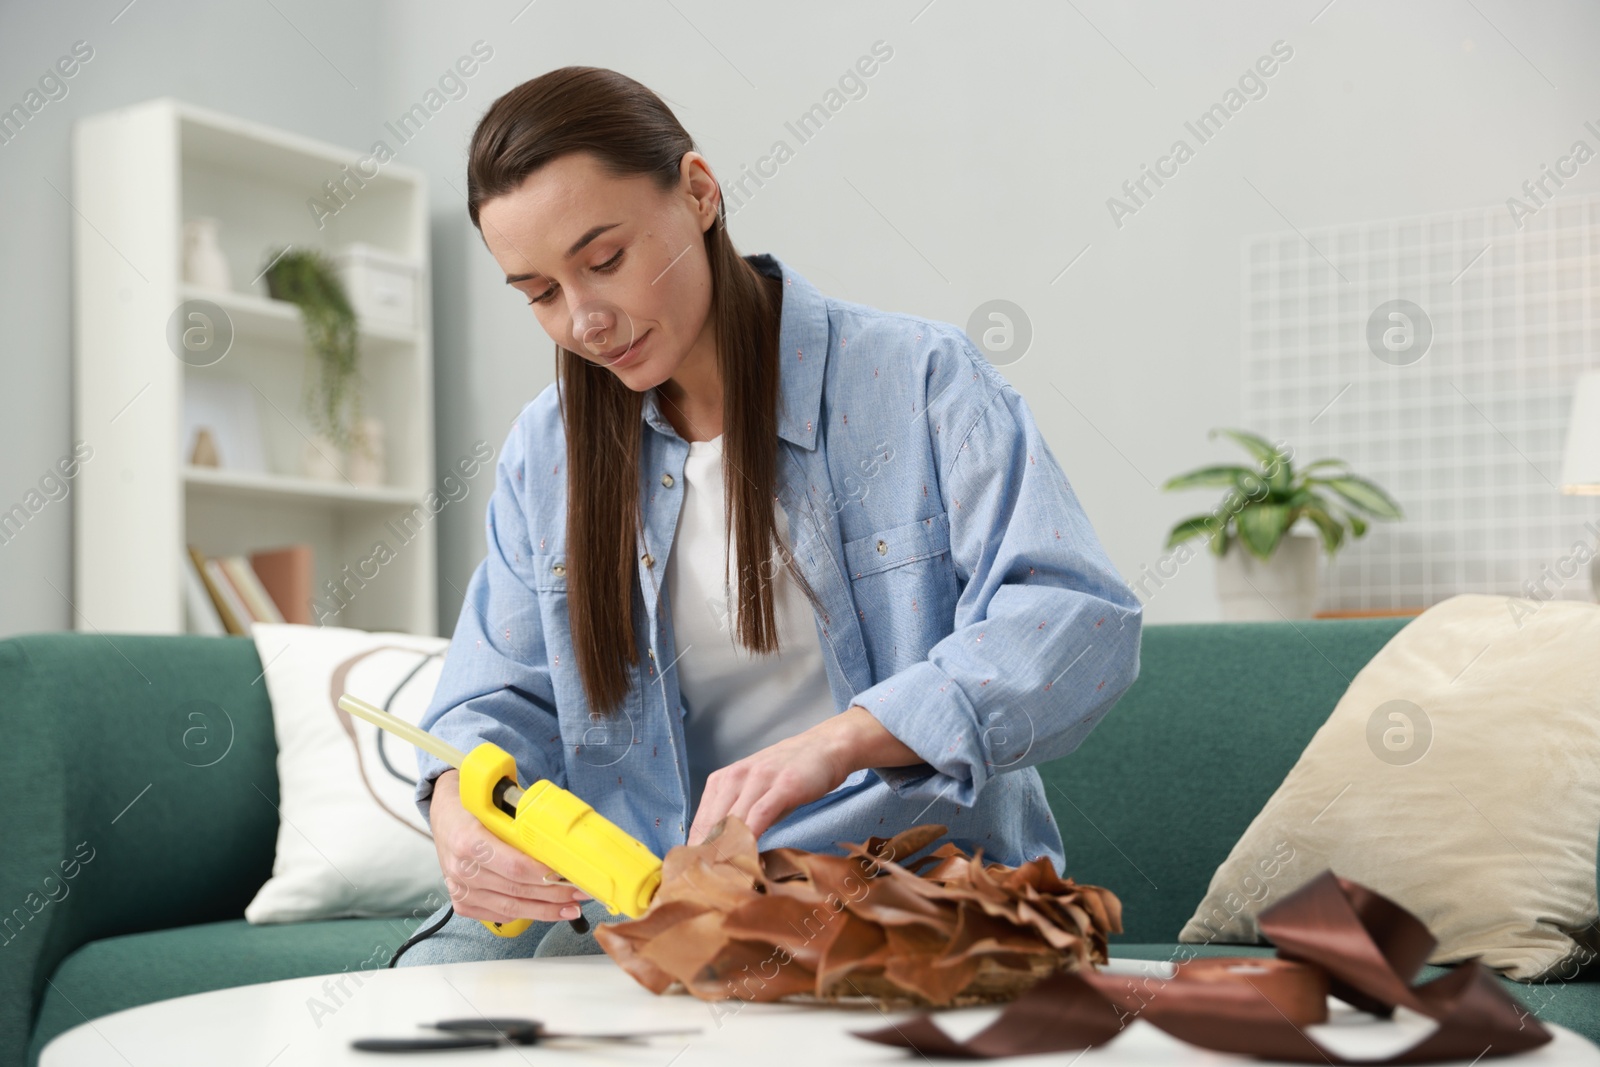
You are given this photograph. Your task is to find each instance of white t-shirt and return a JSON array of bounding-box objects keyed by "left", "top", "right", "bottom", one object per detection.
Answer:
[{"left": 667, "top": 433, "right": 838, "bottom": 812}]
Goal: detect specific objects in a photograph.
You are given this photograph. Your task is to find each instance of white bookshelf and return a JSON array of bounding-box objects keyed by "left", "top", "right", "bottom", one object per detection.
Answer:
[{"left": 72, "top": 97, "right": 437, "bottom": 635}]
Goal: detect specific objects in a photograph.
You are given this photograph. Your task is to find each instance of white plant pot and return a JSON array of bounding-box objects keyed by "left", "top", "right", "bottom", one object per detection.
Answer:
[
  {"left": 300, "top": 432, "right": 344, "bottom": 483},
  {"left": 348, "top": 417, "right": 386, "bottom": 487},
  {"left": 1215, "top": 531, "right": 1321, "bottom": 620}
]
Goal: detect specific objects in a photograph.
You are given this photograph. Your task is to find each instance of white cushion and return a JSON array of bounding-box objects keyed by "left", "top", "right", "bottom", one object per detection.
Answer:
[
  {"left": 245, "top": 622, "right": 449, "bottom": 923},
  {"left": 1178, "top": 593, "right": 1600, "bottom": 980}
]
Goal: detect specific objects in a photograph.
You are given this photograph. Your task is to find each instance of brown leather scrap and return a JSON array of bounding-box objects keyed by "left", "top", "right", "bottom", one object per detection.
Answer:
[
  {"left": 594, "top": 818, "right": 1122, "bottom": 1006},
  {"left": 853, "top": 870, "right": 1554, "bottom": 1062}
]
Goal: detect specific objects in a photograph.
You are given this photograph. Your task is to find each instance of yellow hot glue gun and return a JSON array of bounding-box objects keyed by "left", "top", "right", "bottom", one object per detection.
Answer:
[{"left": 337, "top": 694, "right": 663, "bottom": 938}]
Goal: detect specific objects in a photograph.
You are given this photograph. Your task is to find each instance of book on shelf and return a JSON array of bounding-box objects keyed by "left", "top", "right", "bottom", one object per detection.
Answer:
[
  {"left": 182, "top": 549, "right": 225, "bottom": 635},
  {"left": 249, "top": 544, "right": 313, "bottom": 624},
  {"left": 206, "top": 558, "right": 252, "bottom": 633},
  {"left": 186, "top": 544, "right": 310, "bottom": 634},
  {"left": 221, "top": 556, "right": 285, "bottom": 626},
  {"left": 187, "top": 545, "right": 248, "bottom": 634}
]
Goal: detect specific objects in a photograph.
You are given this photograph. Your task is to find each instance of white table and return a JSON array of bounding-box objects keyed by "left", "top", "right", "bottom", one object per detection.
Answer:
[{"left": 40, "top": 956, "right": 1600, "bottom": 1066}]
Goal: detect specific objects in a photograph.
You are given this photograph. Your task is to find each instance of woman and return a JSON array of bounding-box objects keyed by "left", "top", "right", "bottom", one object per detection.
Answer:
[{"left": 394, "top": 66, "right": 1141, "bottom": 966}]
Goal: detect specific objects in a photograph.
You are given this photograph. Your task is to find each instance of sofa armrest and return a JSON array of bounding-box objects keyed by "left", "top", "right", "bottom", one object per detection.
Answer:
[{"left": 0, "top": 632, "right": 280, "bottom": 1067}]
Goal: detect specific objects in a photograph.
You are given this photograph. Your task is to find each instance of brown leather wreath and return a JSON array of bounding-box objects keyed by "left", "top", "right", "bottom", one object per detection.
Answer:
[{"left": 594, "top": 818, "right": 1120, "bottom": 1006}]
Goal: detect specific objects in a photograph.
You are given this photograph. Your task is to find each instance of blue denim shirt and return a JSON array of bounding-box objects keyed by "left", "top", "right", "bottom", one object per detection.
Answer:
[{"left": 414, "top": 252, "right": 1142, "bottom": 871}]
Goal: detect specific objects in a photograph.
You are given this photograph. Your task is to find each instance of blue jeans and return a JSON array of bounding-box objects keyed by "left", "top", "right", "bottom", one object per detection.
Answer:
[{"left": 392, "top": 897, "right": 629, "bottom": 966}]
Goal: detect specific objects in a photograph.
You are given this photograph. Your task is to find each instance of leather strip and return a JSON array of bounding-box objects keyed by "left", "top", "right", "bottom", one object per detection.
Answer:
[{"left": 853, "top": 870, "right": 1552, "bottom": 1062}]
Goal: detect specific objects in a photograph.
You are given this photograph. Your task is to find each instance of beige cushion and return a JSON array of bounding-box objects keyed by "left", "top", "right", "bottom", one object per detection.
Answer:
[
  {"left": 244, "top": 623, "right": 450, "bottom": 923},
  {"left": 1178, "top": 593, "right": 1600, "bottom": 980}
]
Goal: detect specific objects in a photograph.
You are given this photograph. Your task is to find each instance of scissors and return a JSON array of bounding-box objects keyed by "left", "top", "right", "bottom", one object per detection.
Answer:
[{"left": 352, "top": 1017, "right": 700, "bottom": 1052}]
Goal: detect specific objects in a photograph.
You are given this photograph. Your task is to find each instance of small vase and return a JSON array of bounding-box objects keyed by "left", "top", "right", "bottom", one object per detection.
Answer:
[
  {"left": 348, "top": 417, "right": 386, "bottom": 487},
  {"left": 182, "top": 217, "right": 232, "bottom": 291},
  {"left": 189, "top": 427, "right": 220, "bottom": 467}
]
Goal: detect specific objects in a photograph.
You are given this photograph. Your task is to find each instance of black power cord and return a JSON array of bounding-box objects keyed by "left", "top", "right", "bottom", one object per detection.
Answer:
[
  {"left": 387, "top": 904, "right": 456, "bottom": 967},
  {"left": 385, "top": 903, "right": 590, "bottom": 966}
]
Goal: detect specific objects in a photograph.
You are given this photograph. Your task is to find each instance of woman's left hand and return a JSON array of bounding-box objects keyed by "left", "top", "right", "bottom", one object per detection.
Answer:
[{"left": 686, "top": 706, "right": 924, "bottom": 844}]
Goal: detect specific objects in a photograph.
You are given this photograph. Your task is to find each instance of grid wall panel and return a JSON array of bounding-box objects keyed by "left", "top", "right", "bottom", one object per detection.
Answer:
[{"left": 1240, "top": 194, "right": 1600, "bottom": 612}]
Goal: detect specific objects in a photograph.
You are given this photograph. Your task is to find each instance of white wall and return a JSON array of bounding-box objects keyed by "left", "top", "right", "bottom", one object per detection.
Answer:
[{"left": 3, "top": 1, "right": 1598, "bottom": 637}]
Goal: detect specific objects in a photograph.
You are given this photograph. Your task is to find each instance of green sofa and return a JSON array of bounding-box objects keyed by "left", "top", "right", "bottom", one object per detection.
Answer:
[{"left": 3, "top": 620, "right": 1596, "bottom": 1065}]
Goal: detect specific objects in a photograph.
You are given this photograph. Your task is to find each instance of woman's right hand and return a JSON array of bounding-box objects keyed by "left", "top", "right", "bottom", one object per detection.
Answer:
[{"left": 427, "top": 769, "right": 592, "bottom": 924}]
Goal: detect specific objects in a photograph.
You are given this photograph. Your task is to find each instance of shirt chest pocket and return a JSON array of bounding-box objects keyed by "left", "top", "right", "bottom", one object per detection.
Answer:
[
  {"left": 529, "top": 552, "right": 568, "bottom": 593},
  {"left": 841, "top": 512, "right": 958, "bottom": 675},
  {"left": 527, "top": 551, "right": 574, "bottom": 686},
  {"left": 842, "top": 511, "right": 953, "bottom": 578}
]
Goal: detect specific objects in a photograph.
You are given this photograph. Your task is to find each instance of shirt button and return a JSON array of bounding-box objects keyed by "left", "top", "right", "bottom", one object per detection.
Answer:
[
  {"left": 661, "top": 473, "right": 675, "bottom": 488},
  {"left": 642, "top": 552, "right": 655, "bottom": 568},
  {"left": 552, "top": 562, "right": 566, "bottom": 576},
  {"left": 876, "top": 539, "right": 888, "bottom": 555}
]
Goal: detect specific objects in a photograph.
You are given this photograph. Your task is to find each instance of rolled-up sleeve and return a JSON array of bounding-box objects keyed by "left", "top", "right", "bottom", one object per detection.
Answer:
[
  {"left": 851, "top": 340, "right": 1143, "bottom": 808},
  {"left": 413, "top": 416, "right": 563, "bottom": 825}
]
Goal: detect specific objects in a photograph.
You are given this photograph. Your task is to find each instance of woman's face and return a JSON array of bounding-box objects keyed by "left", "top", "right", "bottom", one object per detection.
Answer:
[{"left": 478, "top": 150, "right": 721, "bottom": 392}]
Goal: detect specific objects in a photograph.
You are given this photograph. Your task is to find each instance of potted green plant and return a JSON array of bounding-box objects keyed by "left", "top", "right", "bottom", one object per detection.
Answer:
[
  {"left": 261, "top": 246, "right": 368, "bottom": 465},
  {"left": 1163, "top": 428, "right": 1403, "bottom": 619}
]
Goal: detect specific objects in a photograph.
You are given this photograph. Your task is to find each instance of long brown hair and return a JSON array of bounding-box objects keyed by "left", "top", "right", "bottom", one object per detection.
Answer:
[{"left": 467, "top": 66, "right": 822, "bottom": 716}]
